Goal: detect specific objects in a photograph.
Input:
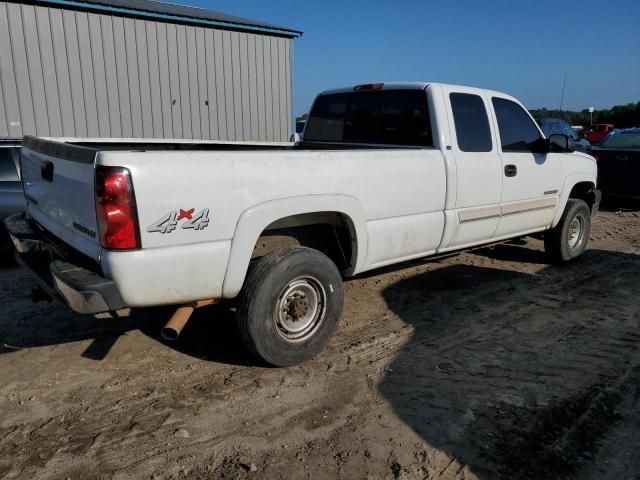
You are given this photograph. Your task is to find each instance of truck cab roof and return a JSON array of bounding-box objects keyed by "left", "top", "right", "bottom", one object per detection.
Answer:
[{"left": 318, "top": 82, "right": 521, "bottom": 103}]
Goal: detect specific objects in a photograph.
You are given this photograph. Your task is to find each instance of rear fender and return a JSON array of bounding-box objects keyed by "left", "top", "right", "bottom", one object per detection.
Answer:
[{"left": 221, "top": 195, "right": 367, "bottom": 298}]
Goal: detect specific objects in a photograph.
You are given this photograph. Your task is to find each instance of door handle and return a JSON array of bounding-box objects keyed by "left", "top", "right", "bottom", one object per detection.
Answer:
[{"left": 504, "top": 164, "right": 517, "bottom": 177}]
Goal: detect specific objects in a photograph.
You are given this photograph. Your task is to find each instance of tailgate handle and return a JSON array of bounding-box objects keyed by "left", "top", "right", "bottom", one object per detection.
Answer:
[{"left": 41, "top": 161, "right": 54, "bottom": 182}]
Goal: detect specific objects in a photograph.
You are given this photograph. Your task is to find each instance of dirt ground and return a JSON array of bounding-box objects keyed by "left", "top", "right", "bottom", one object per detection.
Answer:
[{"left": 1, "top": 206, "right": 640, "bottom": 480}]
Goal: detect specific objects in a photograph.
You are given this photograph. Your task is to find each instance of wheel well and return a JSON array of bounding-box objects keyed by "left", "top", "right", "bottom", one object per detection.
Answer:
[
  {"left": 252, "top": 212, "right": 356, "bottom": 273},
  {"left": 569, "top": 182, "right": 597, "bottom": 211}
]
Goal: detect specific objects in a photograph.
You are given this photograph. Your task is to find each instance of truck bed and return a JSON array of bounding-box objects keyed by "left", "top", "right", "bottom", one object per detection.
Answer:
[
  {"left": 34, "top": 136, "right": 293, "bottom": 152},
  {"left": 33, "top": 137, "right": 430, "bottom": 153}
]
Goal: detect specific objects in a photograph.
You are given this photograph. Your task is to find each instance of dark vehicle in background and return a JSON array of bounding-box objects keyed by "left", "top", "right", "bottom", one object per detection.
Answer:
[
  {"left": 294, "top": 119, "right": 307, "bottom": 142},
  {"left": 585, "top": 124, "right": 615, "bottom": 145},
  {"left": 537, "top": 117, "right": 590, "bottom": 152},
  {"left": 0, "top": 142, "right": 24, "bottom": 242},
  {"left": 592, "top": 128, "right": 640, "bottom": 199}
]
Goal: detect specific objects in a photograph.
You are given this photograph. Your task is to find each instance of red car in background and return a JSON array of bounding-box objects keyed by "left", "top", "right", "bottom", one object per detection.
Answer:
[{"left": 585, "top": 124, "right": 614, "bottom": 144}]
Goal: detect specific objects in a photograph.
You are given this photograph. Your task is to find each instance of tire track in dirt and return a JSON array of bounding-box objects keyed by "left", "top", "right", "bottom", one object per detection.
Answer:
[
  {"left": 376, "top": 246, "right": 640, "bottom": 478},
  {"left": 336, "top": 247, "right": 634, "bottom": 370},
  {"left": 1, "top": 211, "right": 640, "bottom": 479}
]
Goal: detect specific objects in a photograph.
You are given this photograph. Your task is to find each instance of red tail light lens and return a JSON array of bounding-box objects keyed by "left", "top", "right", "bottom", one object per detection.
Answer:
[
  {"left": 95, "top": 167, "right": 140, "bottom": 250},
  {"left": 592, "top": 154, "right": 599, "bottom": 161}
]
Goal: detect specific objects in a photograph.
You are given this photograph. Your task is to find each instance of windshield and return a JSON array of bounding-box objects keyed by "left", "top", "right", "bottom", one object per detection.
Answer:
[{"left": 600, "top": 132, "right": 640, "bottom": 149}]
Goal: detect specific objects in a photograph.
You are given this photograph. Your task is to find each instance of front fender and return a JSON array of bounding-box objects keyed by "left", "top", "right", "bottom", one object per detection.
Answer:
[
  {"left": 552, "top": 172, "right": 597, "bottom": 228},
  {"left": 221, "top": 194, "right": 367, "bottom": 298}
]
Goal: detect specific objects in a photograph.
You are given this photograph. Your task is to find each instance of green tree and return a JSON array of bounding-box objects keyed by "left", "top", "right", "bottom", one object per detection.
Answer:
[{"left": 530, "top": 102, "right": 640, "bottom": 128}]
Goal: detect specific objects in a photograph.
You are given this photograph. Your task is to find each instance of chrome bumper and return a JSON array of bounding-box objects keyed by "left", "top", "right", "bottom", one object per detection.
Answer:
[{"left": 4, "top": 213, "right": 128, "bottom": 315}]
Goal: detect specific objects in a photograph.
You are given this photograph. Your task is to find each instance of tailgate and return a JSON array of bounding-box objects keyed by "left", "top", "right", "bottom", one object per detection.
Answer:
[{"left": 21, "top": 136, "right": 101, "bottom": 260}]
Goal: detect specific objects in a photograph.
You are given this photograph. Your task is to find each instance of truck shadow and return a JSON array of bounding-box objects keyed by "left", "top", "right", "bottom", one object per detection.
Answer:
[
  {"left": 0, "top": 246, "right": 18, "bottom": 268},
  {"left": 0, "top": 262, "right": 255, "bottom": 365},
  {"left": 378, "top": 248, "right": 640, "bottom": 479},
  {"left": 471, "top": 242, "right": 549, "bottom": 264},
  {"left": 0, "top": 301, "right": 255, "bottom": 366},
  {"left": 152, "top": 303, "right": 258, "bottom": 367}
]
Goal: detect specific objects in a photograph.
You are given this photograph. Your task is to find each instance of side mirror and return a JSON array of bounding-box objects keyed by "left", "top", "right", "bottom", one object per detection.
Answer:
[
  {"left": 531, "top": 137, "right": 551, "bottom": 154},
  {"left": 549, "top": 134, "right": 575, "bottom": 153}
]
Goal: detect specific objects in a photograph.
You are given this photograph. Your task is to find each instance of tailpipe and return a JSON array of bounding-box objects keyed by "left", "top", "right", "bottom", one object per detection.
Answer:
[{"left": 161, "top": 299, "right": 215, "bottom": 341}]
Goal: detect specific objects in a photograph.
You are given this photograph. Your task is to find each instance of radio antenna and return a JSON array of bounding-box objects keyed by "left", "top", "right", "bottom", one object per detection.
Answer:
[{"left": 559, "top": 73, "right": 567, "bottom": 111}]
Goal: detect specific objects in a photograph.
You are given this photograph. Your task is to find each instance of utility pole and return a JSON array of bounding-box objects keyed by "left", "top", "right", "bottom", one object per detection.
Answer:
[
  {"left": 559, "top": 73, "right": 567, "bottom": 111},
  {"left": 589, "top": 106, "right": 595, "bottom": 125}
]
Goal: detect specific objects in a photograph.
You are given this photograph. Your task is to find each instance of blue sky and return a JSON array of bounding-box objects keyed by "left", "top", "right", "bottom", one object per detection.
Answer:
[{"left": 188, "top": 0, "right": 640, "bottom": 116}]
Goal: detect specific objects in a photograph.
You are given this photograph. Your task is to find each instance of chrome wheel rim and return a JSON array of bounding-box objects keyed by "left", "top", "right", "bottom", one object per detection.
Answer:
[
  {"left": 275, "top": 276, "right": 326, "bottom": 343},
  {"left": 568, "top": 216, "right": 583, "bottom": 249}
]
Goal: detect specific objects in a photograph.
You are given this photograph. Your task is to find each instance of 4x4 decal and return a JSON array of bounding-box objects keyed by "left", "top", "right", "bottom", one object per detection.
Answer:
[{"left": 147, "top": 208, "right": 210, "bottom": 234}]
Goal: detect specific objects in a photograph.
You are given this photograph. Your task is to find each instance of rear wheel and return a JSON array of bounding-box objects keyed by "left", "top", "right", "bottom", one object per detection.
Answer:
[
  {"left": 544, "top": 199, "right": 591, "bottom": 263},
  {"left": 237, "top": 246, "right": 344, "bottom": 367}
]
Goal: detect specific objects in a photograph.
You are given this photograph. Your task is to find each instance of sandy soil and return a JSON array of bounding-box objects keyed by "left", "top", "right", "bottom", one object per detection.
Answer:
[{"left": 1, "top": 206, "right": 639, "bottom": 480}]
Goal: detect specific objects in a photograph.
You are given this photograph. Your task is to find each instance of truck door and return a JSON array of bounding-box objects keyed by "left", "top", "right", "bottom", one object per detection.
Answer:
[
  {"left": 489, "top": 97, "right": 564, "bottom": 238},
  {"left": 441, "top": 87, "right": 503, "bottom": 249}
]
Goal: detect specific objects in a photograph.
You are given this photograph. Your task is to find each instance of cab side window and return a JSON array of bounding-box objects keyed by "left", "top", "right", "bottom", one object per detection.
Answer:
[
  {"left": 492, "top": 98, "right": 541, "bottom": 152},
  {"left": 449, "top": 93, "right": 492, "bottom": 152}
]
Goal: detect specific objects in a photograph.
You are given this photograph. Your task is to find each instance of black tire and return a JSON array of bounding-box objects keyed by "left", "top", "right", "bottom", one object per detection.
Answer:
[
  {"left": 237, "top": 246, "right": 344, "bottom": 367},
  {"left": 544, "top": 199, "right": 591, "bottom": 263}
]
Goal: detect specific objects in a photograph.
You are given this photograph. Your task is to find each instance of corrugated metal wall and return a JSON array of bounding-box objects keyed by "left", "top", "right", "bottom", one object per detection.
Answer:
[{"left": 0, "top": 1, "right": 292, "bottom": 141}]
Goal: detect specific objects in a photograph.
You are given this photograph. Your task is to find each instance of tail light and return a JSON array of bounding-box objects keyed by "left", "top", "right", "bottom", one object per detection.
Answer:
[
  {"left": 592, "top": 154, "right": 599, "bottom": 161},
  {"left": 95, "top": 166, "right": 140, "bottom": 250}
]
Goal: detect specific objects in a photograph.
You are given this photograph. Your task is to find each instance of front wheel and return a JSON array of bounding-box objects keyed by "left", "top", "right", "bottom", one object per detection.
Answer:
[
  {"left": 544, "top": 199, "right": 591, "bottom": 263},
  {"left": 237, "top": 247, "right": 344, "bottom": 367}
]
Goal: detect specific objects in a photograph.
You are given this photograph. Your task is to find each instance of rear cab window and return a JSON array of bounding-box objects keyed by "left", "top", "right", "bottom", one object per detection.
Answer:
[
  {"left": 304, "top": 89, "right": 433, "bottom": 147},
  {"left": 449, "top": 93, "right": 493, "bottom": 152}
]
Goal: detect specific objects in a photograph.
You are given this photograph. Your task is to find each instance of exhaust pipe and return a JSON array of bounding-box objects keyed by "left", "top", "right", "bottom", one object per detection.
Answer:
[{"left": 161, "top": 299, "right": 215, "bottom": 341}]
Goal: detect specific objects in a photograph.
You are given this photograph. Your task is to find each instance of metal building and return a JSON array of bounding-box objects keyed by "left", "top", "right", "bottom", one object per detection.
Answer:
[{"left": 0, "top": 0, "right": 301, "bottom": 142}]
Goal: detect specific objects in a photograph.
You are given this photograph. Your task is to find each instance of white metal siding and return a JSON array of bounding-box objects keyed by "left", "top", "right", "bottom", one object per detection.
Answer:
[{"left": 0, "top": 1, "right": 293, "bottom": 141}]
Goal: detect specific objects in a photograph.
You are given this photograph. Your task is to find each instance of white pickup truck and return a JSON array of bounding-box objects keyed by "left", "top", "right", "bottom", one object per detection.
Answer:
[{"left": 6, "top": 82, "right": 600, "bottom": 366}]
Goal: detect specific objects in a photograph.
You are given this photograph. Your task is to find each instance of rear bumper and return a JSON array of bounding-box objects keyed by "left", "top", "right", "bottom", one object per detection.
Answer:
[{"left": 4, "top": 213, "right": 127, "bottom": 315}]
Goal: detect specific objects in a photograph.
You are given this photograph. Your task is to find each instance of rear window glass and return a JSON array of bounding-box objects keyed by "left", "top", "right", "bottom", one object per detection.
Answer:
[
  {"left": 449, "top": 93, "right": 493, "bottom": 152},
  {"left": 304, "top": 93, "right": 349, "bottom": 142},
  {"left": 0, "top": 148, "right": 19, "bottom": 182},
  {"left": 304, "top": 90, "right": 433, "bottom": 146},
  {"left": 344, "top": 91, "right": 380, "bottom": 144}
]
